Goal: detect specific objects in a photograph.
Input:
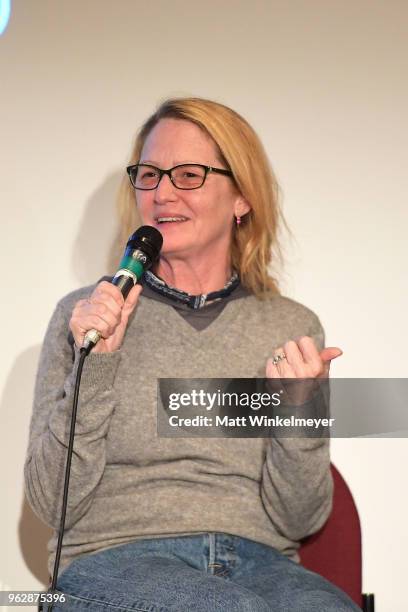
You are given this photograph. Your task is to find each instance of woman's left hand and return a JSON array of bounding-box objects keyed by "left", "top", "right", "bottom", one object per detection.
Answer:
[
  {"left": 266, "top": 337, "right": 342, "bottom": 405},
  {"left": 266, "top": 336, "right": 342, "bottom": 379},
  {"left": 266, "top": 336, "right": 343, "bottom": 406}
]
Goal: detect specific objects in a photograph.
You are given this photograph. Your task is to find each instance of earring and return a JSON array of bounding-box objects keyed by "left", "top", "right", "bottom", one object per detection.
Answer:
[{"left": 236, "top": 216, "right": 241, "bottom": 226}]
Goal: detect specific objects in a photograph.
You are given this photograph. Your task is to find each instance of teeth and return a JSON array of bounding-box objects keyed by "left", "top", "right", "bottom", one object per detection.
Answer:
[{"left": 157, "top": 217, "right": 187, "bottom": 223}]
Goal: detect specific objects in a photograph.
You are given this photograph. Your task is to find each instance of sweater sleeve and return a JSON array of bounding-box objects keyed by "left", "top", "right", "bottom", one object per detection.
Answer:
[
  {"left": 24, "top": 299, "right": 122, "bottom": 529},
  {"left": 260, "top": 314, "right": 334, "bottom": 541}
]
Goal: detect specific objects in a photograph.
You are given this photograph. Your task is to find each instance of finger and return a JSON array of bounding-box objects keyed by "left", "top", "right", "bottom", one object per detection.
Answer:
[
  {"left": 91, "top": 281, "right": 124, "bottom": 307},
  {"left": 320, "top": 347, "right": 343, "bottom": 363},
  {"left": 73, "top": 295, "right": 122, "bottom": 334},
  {"left": 75, "top": 298, "right": 90, "bottom": 309},
  {"left": 319, "top": 347, "right": 343, "bottom": 377},
  {"left": 121, "top": 287, "right": 142, "bottom": 327},
  {"left": 297, "top": 336, "right": 322, "bottom": 376},
  {"left": 85, "top": 297, "right": 122, "bottom": 325},
  {"left": 75, "top": 313, "right": 118, "bottom": 339},
  {"left": 266, "top": 357, "right": 295, "bottom": 379},
  {"left": 90, "top": 293, "right": 123, "bottom": 319},
  {"left": 283, "top": 341, "right": 308, "bottom": 377},
  {"left": 271, "top": 347, "right": 297, "bottom": 378},
  {"left": 266, "top": 358, "right": 281, "bottom": 378},
  {"left": 112, "top": 286, "right": 143, "bottom": 341},
  {"left": 70, "top": 300, "right": 93, "bottom": 336},
  {"left": 122, "top": 284, "right": 143, "bottom": 314}
]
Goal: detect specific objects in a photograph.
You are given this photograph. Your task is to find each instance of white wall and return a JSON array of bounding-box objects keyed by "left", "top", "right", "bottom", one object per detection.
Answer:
[{"left": 1, "top": 1, "right": 407, "bottom": 610}]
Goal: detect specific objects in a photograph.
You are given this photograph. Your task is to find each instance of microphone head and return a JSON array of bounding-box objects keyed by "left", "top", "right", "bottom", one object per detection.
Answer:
[{"left": 126, "top": 225, "right": 163, "bottom": 262}]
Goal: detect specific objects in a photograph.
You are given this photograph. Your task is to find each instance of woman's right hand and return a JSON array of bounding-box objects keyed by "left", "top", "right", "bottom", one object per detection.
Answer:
[{"left": 69, "top": 281, "right": 142, "bottom": 353}]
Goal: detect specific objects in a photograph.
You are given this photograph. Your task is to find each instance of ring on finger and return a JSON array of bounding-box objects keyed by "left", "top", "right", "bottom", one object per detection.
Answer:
[{"left": 272, "top": 353, "right": 286, "bottom": 366}]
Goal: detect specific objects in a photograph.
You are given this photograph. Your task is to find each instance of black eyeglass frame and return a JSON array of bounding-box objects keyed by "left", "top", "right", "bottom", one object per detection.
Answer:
[{"left": 126, "top": 163, "right": 233, "bottom": 190}]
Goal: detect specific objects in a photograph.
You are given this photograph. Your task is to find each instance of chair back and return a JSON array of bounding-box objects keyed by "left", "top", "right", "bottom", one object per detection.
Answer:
[{"left": 299, "top": 464, "right": 362, "bottom": 608}]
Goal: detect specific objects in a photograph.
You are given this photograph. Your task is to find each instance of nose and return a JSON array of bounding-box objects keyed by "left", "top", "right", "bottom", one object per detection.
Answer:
[{"left": 154, "top": 172, "right": 177, "bottom": 204}]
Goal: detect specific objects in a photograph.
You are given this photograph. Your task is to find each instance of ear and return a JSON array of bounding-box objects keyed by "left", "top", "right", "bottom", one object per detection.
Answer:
[{"left": 234, "top": 195, "right": 251, "bottom": 218}]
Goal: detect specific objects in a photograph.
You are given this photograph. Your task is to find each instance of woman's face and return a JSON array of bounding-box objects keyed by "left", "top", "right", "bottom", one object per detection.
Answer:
[{"left": 136, "top": 118, "right": 246, "bottom": 261}]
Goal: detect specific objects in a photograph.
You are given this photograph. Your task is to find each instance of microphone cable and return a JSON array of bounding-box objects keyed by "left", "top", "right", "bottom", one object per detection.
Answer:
[{"left": 44, "top": 345, "right": 90, "bottom": 611}]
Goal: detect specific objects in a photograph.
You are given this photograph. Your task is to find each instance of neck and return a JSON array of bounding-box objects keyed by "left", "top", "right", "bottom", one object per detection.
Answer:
[{"left": 154, "top": 254, "right": 232, "bottom": 295}]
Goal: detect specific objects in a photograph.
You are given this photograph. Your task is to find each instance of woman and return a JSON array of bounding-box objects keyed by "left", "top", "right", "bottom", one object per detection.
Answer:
[{"left": 25, "top": 98, "right": 359, "bottom": 611}]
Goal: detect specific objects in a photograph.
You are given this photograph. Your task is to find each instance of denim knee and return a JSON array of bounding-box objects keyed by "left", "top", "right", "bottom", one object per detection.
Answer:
[
  {"left": 211, "top": 588, "right": 272, "bottom": 612},
  {"left": 290, "top": 589, "right": 361, "bottom": 612}
]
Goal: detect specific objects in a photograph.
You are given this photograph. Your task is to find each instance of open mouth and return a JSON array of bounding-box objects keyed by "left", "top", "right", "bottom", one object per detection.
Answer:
[{"left": 156, "top": 216, "right": 189, "bottom": 225}]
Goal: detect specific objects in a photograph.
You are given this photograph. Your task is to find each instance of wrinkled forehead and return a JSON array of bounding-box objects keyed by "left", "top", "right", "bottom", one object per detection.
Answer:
[{"left": 140, "top": 118, "right": 223, "bottom": 166}]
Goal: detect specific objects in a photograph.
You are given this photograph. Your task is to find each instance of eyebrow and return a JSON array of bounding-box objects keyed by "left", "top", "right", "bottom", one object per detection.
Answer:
[{"left": 139, "top": 160, "right": 211, "bottom": 166}]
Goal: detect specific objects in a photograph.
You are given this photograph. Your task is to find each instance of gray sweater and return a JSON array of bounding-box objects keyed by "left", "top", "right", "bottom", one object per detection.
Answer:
[{"left": 24, "top": 287, "right": 333, "bottom": 574}]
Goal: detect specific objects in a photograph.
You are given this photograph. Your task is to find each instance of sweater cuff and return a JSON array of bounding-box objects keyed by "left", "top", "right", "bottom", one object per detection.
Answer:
[{"left": 71, "top": 346, "right": 122, "bottom": 390}]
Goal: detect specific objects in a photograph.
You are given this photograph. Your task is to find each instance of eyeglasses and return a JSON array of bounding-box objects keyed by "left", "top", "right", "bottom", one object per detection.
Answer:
[{"left": 127, "top": 163, "right": 233, "bottom": 190}]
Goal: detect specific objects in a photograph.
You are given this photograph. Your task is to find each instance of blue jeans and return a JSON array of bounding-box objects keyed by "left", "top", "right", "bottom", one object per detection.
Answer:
[{"left": 52, "top": 534, "right": 361, "bottom": 611}]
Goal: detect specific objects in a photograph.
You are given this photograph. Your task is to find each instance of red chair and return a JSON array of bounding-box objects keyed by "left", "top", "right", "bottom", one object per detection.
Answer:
[{"left": 299, "top": 464, "right": 374, "bottom": 611}]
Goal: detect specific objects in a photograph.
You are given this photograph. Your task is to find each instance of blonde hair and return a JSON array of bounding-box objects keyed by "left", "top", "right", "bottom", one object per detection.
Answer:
[{"left": 117, "top": 97, "right": 284, "bottom": 297}]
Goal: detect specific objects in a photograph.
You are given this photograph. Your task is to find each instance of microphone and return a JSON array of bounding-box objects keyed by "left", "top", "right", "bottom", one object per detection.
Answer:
[{"left": 82, "top": 225, "right": 163, "bottom": 352}]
